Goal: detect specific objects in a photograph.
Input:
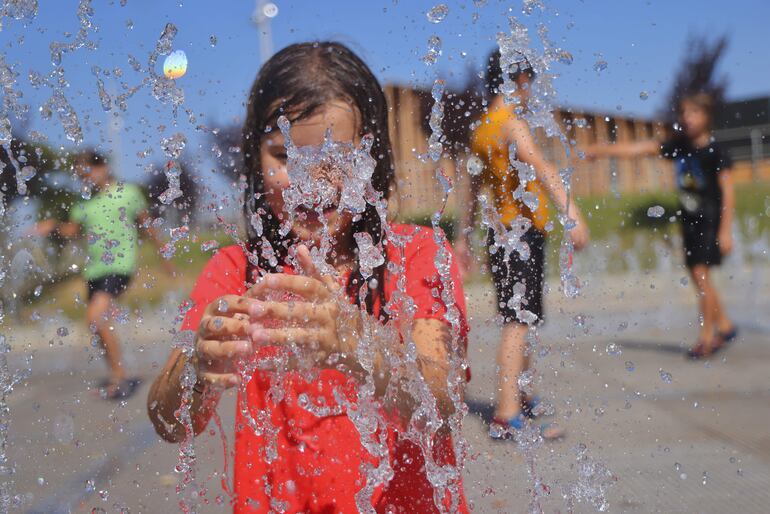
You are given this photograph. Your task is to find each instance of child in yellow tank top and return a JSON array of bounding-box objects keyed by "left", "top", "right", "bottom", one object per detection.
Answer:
[{"left": 471, "top": 107, "right": 550, "bottom": 232}]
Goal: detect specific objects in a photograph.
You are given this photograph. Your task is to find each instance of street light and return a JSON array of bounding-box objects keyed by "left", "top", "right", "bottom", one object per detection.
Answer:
[{"left": 252, "top": 0, "right": 278, "bottom": 64}]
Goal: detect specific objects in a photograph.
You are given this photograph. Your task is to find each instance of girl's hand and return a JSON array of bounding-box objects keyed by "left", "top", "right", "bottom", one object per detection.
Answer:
[
  {"left": 245, "top": 245, "right": 353, "bottom": 365},
  {"left": 569, "top": 213, "right": 590, "bottom": 251},
  {"left": 718, "top": 227, "right": 734, "bottom": 255},
  {"left": 195, "top": 295, "right": 254, "bottom": 389}
]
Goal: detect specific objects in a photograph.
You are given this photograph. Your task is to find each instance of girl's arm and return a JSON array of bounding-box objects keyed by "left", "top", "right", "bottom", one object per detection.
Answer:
[
  {"left": 30, "top": 219, "right": 80, "bottom": 238},
  {"left": 148, "top": 294, "right": 252, "bottom": 442},
  {"left": 147, "top": 348, "right": 222, "bottom": 443},
  {"left": 137, "top": 210, "right": 176, "bottom": 275},
  {"left": 454, "top": 173, "right": 482, "bottom": 276},
  {"left": 583, "top": 139, "right": 660, "bottom": 160},
  {"left": 718, "top": 169, "right": 735, "bottom": 255},
  {"left": 505, "top": 118, "right": 589, "bottom": 249}
]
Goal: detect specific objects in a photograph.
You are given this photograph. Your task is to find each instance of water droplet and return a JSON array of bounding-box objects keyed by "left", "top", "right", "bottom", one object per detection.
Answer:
[
  {"left": 422, "top": 35, "right": 442, "bottom": 65},
  {"left": 557, "top": 50, "right": 573, "bottom": 65},
  {"left": 659, "top": 369, "right": 672, "bottom": 384},
  {"left": 217, "top": 299, "right": 228, "bottom": 313},
  {"left": 426, "top": 4, "right": 449, "bottom": 23},
  {"left": 647, "top": 205, "right": 665, "bottom": 218},
  {"left": 606, "top": 343, "right": 621, "bottom": 356},
  {"left": 639, "top": 91, "right": 649, "bottom": 100},
  {"left": 593, "top": 60, "right": 608, "bottom": 73},
  {"left": 624, "top": 361, "right": 635, "bottom": 372},
  {"left": 57, "top": 326, "right": 69, "bottom": 337},
  {"left": 160, "top": 133, "right": 187, "bottom": 159},
  {"left": 163, "top": 50, "right": 188, "bottom": 80},
  {"left": 466, "top": 155, "right": 483, "bottom": 176},
  {"left": 209, "top": 35, "right": 217, "bottom": 47}
]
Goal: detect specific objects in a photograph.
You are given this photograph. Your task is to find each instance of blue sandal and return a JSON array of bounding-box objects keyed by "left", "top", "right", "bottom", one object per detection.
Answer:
[
  {"left": 522, "top": 395, "right": 542, "bottom": 419},
  {"left": 718, "top": 327, "right": 738, "bottom": 343},
  {"left": 489, "top": 412, "right": 564, "bottom": 441}
]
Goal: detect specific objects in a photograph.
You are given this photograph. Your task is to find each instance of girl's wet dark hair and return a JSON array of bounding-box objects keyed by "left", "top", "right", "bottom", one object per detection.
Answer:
[
  {"left": 242, "top": 41, "right": 394, "bottom": 316},
  {"left": 484, "top": 49, "right": 535, "bottom": 97}
]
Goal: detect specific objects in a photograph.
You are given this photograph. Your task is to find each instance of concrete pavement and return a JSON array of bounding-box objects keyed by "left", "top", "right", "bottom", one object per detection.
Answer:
[{"left": 4, "top": 264, "right": 770, "bottom": 513}]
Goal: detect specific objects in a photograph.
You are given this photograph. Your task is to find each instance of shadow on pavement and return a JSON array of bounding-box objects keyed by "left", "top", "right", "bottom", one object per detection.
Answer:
[
  {"left": 464, "top": 398, "right": 494, "bottom": 424},
  {"left": 615, "top": 339, "right": 687, "bottom": 355}
]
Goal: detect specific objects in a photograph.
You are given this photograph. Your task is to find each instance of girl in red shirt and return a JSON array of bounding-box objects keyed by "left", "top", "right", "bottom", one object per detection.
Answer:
[{"left": 148, "top": 41, "right": 469, "bottom": 513}]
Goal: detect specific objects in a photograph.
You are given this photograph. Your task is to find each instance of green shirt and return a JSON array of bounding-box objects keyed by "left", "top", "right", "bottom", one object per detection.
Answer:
[{"left": 69, "top": 182, "right": 148, "bottom": 281}]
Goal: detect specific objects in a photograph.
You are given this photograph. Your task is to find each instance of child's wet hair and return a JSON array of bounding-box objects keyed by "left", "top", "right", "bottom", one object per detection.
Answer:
[
  {"left": 242, "top": 41, "right": 395, "bottom": 316},
  {"left": 74, "top": 149, "right": 108, "bottom": 168},
  {"left": 484, "top": 49, "right": 535, "bottom": 97}
]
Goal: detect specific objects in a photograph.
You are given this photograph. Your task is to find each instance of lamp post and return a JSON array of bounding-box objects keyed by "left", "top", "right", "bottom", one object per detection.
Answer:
[{"left": 252, "top": 0, "right": 278, "bottom": 64}]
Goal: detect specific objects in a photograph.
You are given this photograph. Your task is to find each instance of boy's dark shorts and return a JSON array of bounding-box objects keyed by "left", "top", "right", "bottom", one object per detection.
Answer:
[
  {"left": 681, "top": 212, "right": 722, "bottom": 269},
  {"left": 87, "top": 274, "right": 132, "bottom": 301},
  {"left": 487, "top": 227, "right": 546, "bottom": 325}
]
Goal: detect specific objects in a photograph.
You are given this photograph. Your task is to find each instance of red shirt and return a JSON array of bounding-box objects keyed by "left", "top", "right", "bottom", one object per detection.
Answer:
[{"left": 181, "top": 224, "right": 469, "bottom": 513}]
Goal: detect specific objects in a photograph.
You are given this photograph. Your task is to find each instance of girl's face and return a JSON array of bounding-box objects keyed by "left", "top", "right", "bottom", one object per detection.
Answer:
[
  {"left": 680, "top": 99, "right": 710, "bottom": 139},
  {"left": 259, "top": 100, "right": 360, "bottom": 249}
]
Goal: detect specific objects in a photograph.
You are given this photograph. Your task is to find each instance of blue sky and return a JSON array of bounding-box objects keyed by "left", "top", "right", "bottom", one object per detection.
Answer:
[{"left": 2, "top": 0, "right": 768, "bottom": 184}]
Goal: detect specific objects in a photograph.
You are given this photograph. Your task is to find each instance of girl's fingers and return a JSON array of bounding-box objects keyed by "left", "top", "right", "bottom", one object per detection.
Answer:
[
  {"left": 199, "top": 315, "right": 250, "bottom": 340},
  {"left": 250, "top": 326, "right": 335, "bottom": 348},
  {"left": 249, "top": 300, "right": 335, "bottom": 324},
  {"left": 197, "top": 339, "right": 253, "bottom": 366},
  {"left": 247, "top": 273, "right": 331, "bottom": 301},
  {"left": 296, "top": 244, "right": 319, "bottom": 278},
  {"left": 199, "top": 371, "right": 240, "bottom": 389},
  {"left": 296, "top": 244, "right": 339, "bottom": 291},
  {"left": 204, "top": 295, "right": 253, "bottom": 317}
]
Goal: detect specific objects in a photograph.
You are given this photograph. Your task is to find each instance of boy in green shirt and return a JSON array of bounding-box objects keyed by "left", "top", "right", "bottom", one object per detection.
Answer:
[{"left": 34, "top": 150, "right": 170, "bottom": 399}]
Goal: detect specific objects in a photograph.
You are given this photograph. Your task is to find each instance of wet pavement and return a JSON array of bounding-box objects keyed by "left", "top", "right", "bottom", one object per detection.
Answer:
[{"left": 5, "top": 264, "right": 770, "bottom": 513}]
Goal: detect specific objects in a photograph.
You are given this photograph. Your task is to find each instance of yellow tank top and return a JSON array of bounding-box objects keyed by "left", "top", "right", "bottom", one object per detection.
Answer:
[{"left": 470, "top": 108, "right": 549, "bottom": 232}]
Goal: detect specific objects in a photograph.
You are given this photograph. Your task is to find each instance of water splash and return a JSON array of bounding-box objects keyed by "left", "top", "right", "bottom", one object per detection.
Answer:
[
  {"left": 561, "top": 444, "right": 617, "bottom": 512},
  {"left": 426, "top": 4, "right": 449, "bottom": 23},
  {"left": 421, "top": 35, "right": 443, "bottom": 66},
  {"left": 424, "top": 79, "right": 445, "bottom": 162},
  {"left": 0, "top": 0, "right": 38, "bottom": 24},
  {"left": 48, "top": 0, "right": 97, "bottom": 66},
  {"left": 170, "top": 330, "right": 199, "bottom": 512}
]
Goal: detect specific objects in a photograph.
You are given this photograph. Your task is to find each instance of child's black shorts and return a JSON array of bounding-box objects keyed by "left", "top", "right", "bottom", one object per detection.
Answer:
[
  {"left": 681, "top": 213, "right": 722, "bottom": 269},
  {"left": 487, "top": 227, "right": 546, "bottom": 325},
  {"left": 87, "top": 274, "right": 132, "bottom": 301}
]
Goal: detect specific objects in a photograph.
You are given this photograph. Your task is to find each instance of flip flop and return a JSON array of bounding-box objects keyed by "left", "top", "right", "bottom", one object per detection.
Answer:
[
  {"left": 489, "top": 413, "right": 564, "bottom": 441},
  {"left": 521, "top": 395, "right": 542, "bottom": 419},
  {"left": 718, "top": 327, "right": 738, "bottom": 343}
]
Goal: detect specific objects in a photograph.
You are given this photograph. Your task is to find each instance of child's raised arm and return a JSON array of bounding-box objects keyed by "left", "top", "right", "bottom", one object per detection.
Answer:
[
  {"left": 583, "top": 139, "right": 660, "bottom": 160},
  {"left": 29, "top": 219, "right": 80, "bottom": 238}
]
